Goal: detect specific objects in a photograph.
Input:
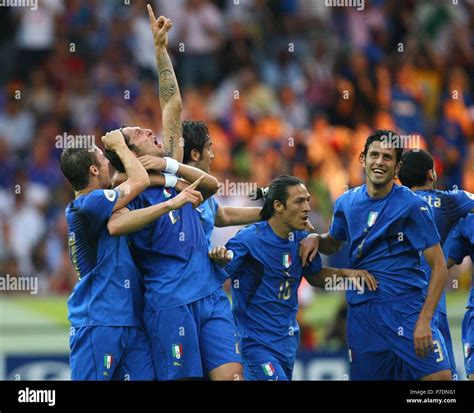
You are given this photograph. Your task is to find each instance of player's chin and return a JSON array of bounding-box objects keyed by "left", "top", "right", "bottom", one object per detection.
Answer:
[{"left": 293, "top": 219, "right": 308, "bottom": 231}]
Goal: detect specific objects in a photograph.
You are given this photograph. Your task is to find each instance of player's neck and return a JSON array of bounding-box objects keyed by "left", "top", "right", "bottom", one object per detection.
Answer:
[
  {"left": 75, "top": 182, "right": 101, "bottom": 199},
  {"left": 366, "top": 180, "right": 394, "bottom": 199},
  {"left": 411, "top": 183, "right": 434, "bottom": 192},
  {"left": 268, "top": 217, "right": 292, "bottom": 240}
]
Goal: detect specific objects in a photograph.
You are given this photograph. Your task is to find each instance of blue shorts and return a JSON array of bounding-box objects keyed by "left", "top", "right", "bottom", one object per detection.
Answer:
[
  {"left": 144, "top": 288, "right": 241, "bottom": 380},
  {"left": 435, "top": 311, "right": 458, "bottom": 379},
  {"left": 462, "top": 308, "right": 474, "bottom": 377},
  {"left": 69, "top": 326, "right": 155, "bottom": 381},
  {"left": 238, "top": 333, "right": 298, "bottom": 381},
  {"left": 347, "top": 293, "right": 451, "bottom": 381}
]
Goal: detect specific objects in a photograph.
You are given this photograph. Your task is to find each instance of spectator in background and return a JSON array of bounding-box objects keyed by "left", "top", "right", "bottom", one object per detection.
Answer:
[
  {"left": 0, "top": 95, "right": 35, "bottom": 155},
  {"left": 177, "top": 0, "right": 224, "bottom": 88},
  {"left": 14, "top": 0, "right": 64, "bottom": 79}
]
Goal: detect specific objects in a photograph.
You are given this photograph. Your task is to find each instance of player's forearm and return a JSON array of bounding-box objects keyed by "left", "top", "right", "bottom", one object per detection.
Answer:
[
  {"left": 314, "top": 233, "right": 341, "bottom": 255},
  {"left": 108, "top": 202, "right": 173, "bottom": 236},
  {"left": 215, "top": 207, "right": 262, "bottom": 227},
  {"left": 157, "top": 45, "right": 183, "bottom": 161},
  {"left": 176, "top": 164, "right": 218, "bottom": 200},
  {"left": 420, "top": 262, "right": 448, "bottom": 321},
  {"left": 305, "top": 267, "right": 349, "bottom": 288},
  {"left": 114, "top": 144, "right": 150, "bottom": 189}
]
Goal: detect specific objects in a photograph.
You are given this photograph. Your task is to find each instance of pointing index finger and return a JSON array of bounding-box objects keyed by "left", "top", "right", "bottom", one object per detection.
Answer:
[
  {"left": 188, "top": 175, "right": 205, "bottom": 190},
  {"left": 147, "top": 4, "right": 156, "bottom": 25}
]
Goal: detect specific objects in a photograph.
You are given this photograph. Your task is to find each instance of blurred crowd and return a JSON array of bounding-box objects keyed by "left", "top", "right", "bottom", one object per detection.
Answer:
[{"left": 0, "top": 0, "right": 473, "bottom": 316}]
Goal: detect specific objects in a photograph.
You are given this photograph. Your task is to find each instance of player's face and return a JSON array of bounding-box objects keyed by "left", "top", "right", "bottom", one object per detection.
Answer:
[
  {"left": 195, "top": 140, "right": 214, "bottom": 173},
  {"left": 363, "top": 141, "right": 398, "bottom": 188},
  {"left": 95, "top": 148, "right": 112, "bottom": 188},
  {"left": 281, "top": 184, "right": 311, "bottom": 231},
  {"left": 123, "top": 126, "right": 164, "bottom": 157}
]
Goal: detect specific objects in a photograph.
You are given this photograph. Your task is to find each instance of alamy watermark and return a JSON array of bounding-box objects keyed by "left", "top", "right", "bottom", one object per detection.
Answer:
[
  {"left": 217, "top": 179, "right": 258, "bottom": 199},
  {"left": 55, "top": 133, "right": 96, "bottom": 151},
  {"left": 380, "top": 131, "right": 421, "bottom": 151},
  {"left": 325, "top": 0, "right": 364, "bottom": 11},
  {"left": 0, "top": 0, "right": 37, "bottom": 11},
  {"left": 0, "top": 274, "right": 38, "bottom": 294},
  {"left": 324, "top": 274, "right": 365, "bottom": 295}
]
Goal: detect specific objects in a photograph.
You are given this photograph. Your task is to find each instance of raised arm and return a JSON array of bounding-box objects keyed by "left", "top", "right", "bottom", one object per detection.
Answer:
[
  {"left": 102, "top": 130, "right": 149, "bottom": 212},
  {"left": 148, "top": 4, "right": 183, "bottom": 162}
]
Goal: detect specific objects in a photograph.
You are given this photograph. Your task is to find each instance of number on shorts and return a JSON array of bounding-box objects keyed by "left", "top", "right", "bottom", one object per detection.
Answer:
[{"left": 433, "top": 339, "right": 444, "bottom": 362}]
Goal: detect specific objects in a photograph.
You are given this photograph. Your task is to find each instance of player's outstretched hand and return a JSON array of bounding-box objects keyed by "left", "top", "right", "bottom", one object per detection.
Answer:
[
  {"left": 414, "top": 317, "right": 434, "bottom": 358},
  {"left": 344, "top": 269, "right": 378, "bottom": 292},
  {"left": 101, "top": 129, "right": 126, "bottom": 151},
  {"left": 299, "top": 234, "right": 320, "bottom": 267},
  {"left": 139, "top": 155, "right": 167, "bottom": 171},
  {"left": 147, "top": 4, "right": 172, "bottom": 48},
  {"left": 209, "top": 246, "right": 233, "bottom": 267},
  {"left": 168, "top": 175, "right": 204, "bottom": 210}
]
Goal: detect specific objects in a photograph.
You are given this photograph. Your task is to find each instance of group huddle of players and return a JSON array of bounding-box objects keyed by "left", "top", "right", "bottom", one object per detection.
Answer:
[{"left": 58, "top": 4, "right": 474, "bottom": 381}]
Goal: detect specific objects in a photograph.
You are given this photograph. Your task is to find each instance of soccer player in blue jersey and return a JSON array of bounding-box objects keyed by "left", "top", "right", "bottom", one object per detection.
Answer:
[
  {"left": 105, "top": 6, "right": 243, "bottom": 381},
  {"left": 398, "top": 149, "right": 474, "bottom": 379},
  {"left": 211, "top": 175, "right": 377, "bottom": 381},
  {"left": 59, "top": 129, "right": 154, "bottom": 381},
  {"left": 61, "top": 130, "right": 204, "bottom": 381},
  {"left": 181, "top": 121, "right": 262, "bottom": 247},
  {"left": 447, "top": 215, "right": 474, "bottom": 380},
  {"left": 300, "top": 130, "right": 452, "bottom": 380}
]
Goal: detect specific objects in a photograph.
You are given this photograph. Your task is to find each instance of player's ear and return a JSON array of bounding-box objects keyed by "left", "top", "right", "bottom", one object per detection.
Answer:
[
  {"left": 273, "top": 199, "right": 284, "bottom": 214},
  {"left": 190, "top": 148, "right": 201, "bottom": 162},
  {"left": 427, "top": 169, "right": 435, "bottom": 183},
  {"left": 89, "top": 164, "right": 100, "bottom": 177}
]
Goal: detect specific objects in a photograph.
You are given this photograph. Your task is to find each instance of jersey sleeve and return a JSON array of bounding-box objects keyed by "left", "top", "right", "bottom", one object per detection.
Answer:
[
  {"left": 328, "top": 196, "right": 348, "bottom": 241},
  {"left": 225, "top": 229, "right": 250, "bottom": 276},
  {"left": 81, "top": 189, "right": 119, "bottom": 225},
  {"left": 405, "top": 199, "right": 441, "bottom": 251},
  {"left": 448, "top": 219, "right": 471, "bottom": 264},
  {"left": 302, "top": 253, "right": 323, "bottom": 277},
  {"left": 449, "top": 190, "right": 474, "bottom": 221}
]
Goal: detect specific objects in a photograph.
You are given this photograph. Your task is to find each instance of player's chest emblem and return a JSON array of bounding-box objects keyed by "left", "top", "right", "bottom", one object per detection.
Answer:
[
  {"left": 282, "top": 252, "right": 292, "bottom": 269},
  {"left": 367, "top": 211, "right": 378, "bottom": 227},
  {"left": 163, "top": 188, "right": 172, "bottom": 199}
]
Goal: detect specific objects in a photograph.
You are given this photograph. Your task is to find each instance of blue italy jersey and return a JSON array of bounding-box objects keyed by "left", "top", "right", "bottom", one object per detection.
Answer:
[
  {"left": 225, "top": 221, "right": 322, "bottom": 362},
  {"left": 66, "top": 189, "right": 143, "bottom": 327},
  {"left": 196, "top": 196, "right": 219, "bottom": 248},
  {"left": 329, "top": 184, "right": 440, "bottom": 305},
  {"left": 448, "top": 215, "right": 474, "bottom": 309},
  {"left": 415, "top": 189, "right": 474, "bottom": 314},
  {"left": 127, "top": 187, "right": 221, "bottom": 310}
]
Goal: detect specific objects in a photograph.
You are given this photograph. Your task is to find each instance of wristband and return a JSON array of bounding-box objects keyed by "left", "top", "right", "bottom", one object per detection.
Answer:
[
  {"left": 163, "top": 173, "right": 178, "bottom": 188},
  {"left": 164, "top": 157, "right": 179, "bottom": 175}
]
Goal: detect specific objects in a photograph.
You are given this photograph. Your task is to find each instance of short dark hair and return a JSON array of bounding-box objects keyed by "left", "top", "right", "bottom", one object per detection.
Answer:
[
  {"left": 359, "top": 129, "right": 403, "bottom": 163},
  {"left": 60, "top": 147, "right": 99, "bottom": 191},
  {"left": 104, "top": 126, "right": 137, "bottom": 173},
  {"left": 257, "top": 175, "right": 304, "bottom": 220},
  {"left": 182, "top": 121, "right": 210, "bottom": 164},
  {"left": 398, "top": 149, "right": 434, "bottom": 188}
]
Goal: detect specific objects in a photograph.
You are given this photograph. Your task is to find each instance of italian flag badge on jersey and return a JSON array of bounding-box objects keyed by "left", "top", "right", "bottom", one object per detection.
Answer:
[
  {"left": 262, "top": 362, "right": 275, "bottom": 377},
  {"left": 282, "top": 253, "right": 291, "bottom": 269},
  {"left": 104, "top": 354, "right": 113, "bottom": 370},
  {"left": 163, "top": 188, "right": 172, "bottom": 199},
  {"left": 367, "top": 211, "right": 378, "bottom": 227},
  {"left": 172, "top": 344, "right": 183, "bottom": 360},
  {"left": 464, "top": 343, "right": 471, "bottom": 358}
]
